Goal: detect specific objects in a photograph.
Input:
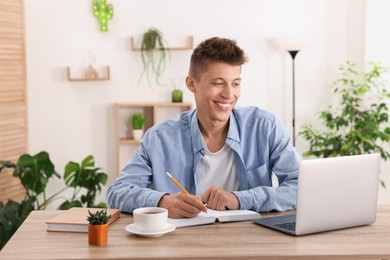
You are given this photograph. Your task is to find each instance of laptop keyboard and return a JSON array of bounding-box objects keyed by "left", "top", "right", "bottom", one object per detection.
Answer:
[{"left": 274, "top": 222, "right": 296, "bottom": 231}]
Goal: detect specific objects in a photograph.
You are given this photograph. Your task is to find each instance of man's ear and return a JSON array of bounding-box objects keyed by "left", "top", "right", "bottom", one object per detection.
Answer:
[{"left": 186, "top": 76, "right": 196, "bottom": 93}]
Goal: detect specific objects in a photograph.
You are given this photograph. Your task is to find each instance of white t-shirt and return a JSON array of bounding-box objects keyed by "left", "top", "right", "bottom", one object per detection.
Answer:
[{"left": 195, "top": 139, "right": 239, "bottom": 195}]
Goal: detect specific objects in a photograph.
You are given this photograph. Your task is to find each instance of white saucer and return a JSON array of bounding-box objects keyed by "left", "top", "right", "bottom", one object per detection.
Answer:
[{"left": 125, "top": 223, "right": 176, "bottom": 237}]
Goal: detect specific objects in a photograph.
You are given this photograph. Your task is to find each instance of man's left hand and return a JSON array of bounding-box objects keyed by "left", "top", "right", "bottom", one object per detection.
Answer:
[{"left": 201, "top": 186, "right": 240, "bottom": 210}]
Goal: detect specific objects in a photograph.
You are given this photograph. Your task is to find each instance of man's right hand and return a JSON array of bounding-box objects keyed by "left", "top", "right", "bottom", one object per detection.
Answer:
[{"left": 158, "top": 193, "right": 208, "bottom": 218}]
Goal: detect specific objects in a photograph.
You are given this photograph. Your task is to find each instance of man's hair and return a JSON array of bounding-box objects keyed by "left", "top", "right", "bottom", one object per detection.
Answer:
[{"left": 189, "top": 37, "right": 248, "bottom": 80}]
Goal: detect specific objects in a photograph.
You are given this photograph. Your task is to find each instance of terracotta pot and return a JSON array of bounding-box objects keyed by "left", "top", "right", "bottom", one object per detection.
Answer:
[{"left": 88, "top": 223, "right": 108, "bottom": 246}]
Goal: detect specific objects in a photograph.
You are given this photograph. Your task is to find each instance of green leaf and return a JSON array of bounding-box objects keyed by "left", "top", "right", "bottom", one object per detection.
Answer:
[
  {"left": 58, "top": 200, "right": 83, "bottom": 210},
  {"left": 16, "top": 151, "right": 56, "bottom": 195},
  {"left": 0, "top": 200, "right": 27, "bottom": 250},
  {"left": 81, "top": 155, "right": 94, "bottom": 168},
  {"left": 63, "top": 161, "right": 80, "bottom": 188}
]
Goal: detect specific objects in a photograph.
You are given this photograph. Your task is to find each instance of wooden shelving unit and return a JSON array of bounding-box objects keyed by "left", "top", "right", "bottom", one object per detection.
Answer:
[
  {"left": 67, "top": 66, "right": 110, "bottom": 81},
  {"left": 115, "top": 102, "right": 193, "bottom": 172},
  {"left": 130, "top": 36, "right": 194, "bottom": 51}
]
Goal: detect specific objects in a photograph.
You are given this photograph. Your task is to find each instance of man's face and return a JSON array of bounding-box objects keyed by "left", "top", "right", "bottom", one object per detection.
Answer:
[{"left": 186, "top": 62, "right": 241, "bottom": 125}]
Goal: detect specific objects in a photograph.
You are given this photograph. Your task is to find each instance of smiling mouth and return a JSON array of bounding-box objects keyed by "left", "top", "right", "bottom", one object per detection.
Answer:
[{"left": 214, "top": 101, "right": 233, "bottom": 108}]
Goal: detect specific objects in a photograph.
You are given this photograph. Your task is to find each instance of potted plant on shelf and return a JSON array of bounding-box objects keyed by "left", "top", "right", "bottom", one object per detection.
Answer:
[
  {"left": 170, "top": 78, "right": 183, "bottom": 103},
  {"left": 299, "top": 61, "right": 390, "bottom": 188},
  {"left": 132, "top": 113, "right": 145, "bottom": 140},
  {"left": 138, "top": 27, "right": 169, "bottom": 87},
  {"left": 171, "top": 88, "right": 183, "bottom": 102},
  {"left": 87, "top": 209, "right": 112, "bottom": 246}
]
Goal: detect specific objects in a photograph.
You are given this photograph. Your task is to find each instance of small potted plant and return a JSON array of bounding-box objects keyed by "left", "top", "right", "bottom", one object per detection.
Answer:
[
  {"left": 87, "top": 209, "right": 112, "bottom": 246},
  {"left": 170, "top": 79, "right": 183, "bottom": 103},
  {"left": 132, "top": 113, "right": 145, "bottom": 140}
]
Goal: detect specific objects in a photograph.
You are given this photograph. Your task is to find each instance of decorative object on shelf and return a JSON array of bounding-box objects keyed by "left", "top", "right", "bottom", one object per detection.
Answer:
[
  {"left": 115, "top": 102, "right": 193, "bottom": 172},
  {"left": 275, "top": 35, "right": 310, "bottom": 146},
  {"left": 299, "top": 61, "right": 390, "bottom": 188},
  {"left": 171, "top": 89, "right": 183, "bottom": 103},
  {"left": 138, "top": 27, "right": 170, "bottom": 87},
  {"left": 0, "top": 152, "right": 108, "bottom": 249},
  {"left": 85, "top": 65, "right": 99, "bottom": 79},
  {"left": 170, "top": 78, "right": 183, "bottom": 102},
  {"left": 68, "top": 51, "right": 110, "bottom": 81},
  {"left": 87, "top": 209, "right": 112, "bottom": 246},
  {"left": 132, "top": 113, "right": 145, "bottom": 140},
  {"left": 67, "top": 66, "right": 110, "bottom": 81},
  {"left": 92, "top": 0, "right": 113, "bottom": 32}
]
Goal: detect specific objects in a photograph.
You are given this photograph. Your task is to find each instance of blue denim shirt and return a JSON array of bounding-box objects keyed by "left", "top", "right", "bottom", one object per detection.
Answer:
[{"left": 107, "top": 106, "right": 301, "bottom": 213}]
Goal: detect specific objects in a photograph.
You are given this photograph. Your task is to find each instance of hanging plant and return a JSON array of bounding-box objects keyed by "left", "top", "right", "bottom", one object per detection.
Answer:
[{"left": 138, "top": 27, "right": 170, "bottom": 87}]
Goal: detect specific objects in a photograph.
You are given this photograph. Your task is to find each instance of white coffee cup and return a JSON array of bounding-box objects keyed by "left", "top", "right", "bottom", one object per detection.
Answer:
[{"left": 133, "top": 207, "right": 168, "bottom": 233}]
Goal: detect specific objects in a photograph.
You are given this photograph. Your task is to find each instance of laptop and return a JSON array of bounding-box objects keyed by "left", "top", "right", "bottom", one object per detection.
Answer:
[{"left": 253, "top": 153, "right": 380, "bottom": 236}]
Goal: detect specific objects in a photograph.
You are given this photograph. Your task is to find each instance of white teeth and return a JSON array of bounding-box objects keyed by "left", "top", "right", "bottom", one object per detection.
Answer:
[{"left": 215, "top": 102, "right": 231, "bottom": 108}]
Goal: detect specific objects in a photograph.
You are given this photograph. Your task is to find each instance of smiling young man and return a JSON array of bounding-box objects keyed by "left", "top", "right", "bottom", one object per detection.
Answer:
[{"left": 107, "top": 37, "right": 301, "bottom": 218}]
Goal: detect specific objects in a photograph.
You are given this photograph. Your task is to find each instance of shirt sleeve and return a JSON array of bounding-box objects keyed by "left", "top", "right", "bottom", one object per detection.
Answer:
[{"left": 106, "top": 141, "right": 167, "bottom": 213}]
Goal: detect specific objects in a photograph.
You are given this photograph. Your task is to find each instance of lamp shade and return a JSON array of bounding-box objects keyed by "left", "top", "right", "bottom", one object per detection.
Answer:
[{"left": 275, "top": 36, "right": 310, "bottom": 51}]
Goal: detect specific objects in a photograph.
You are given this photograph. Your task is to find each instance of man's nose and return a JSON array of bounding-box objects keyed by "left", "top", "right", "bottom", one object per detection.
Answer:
[{"left": 221, "top": 85, "right": 234, "bottom": 99}]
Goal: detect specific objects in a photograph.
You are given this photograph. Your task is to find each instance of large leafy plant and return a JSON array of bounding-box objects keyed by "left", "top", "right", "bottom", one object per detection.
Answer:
[
  {"left": 0, "top": 151, "right": 108, "bottom": 249},
  {"left": 299, "top": 61, "right": 390, "bottom": 187}
]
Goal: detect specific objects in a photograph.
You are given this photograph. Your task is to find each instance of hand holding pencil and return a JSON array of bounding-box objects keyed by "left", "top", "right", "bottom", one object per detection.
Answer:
[{"left": 157, "top": 172, "right": 207, "bottom": 218}]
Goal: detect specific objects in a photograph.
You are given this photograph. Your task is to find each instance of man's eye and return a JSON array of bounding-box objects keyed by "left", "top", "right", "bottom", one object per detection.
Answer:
[
  {"left": 213, "top": 82, "right": 223, "bottom": 86},
  {"left": 232, "top": 82, "right": 240, "bottom": 88}
]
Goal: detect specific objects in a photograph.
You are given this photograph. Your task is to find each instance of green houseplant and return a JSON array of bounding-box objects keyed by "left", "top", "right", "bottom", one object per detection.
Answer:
[
  {"left": 171, "top": 89, "right": 183, "bottom": 102},
  {"left": 138, "top": 27, "right": 169, "bottom": 87},
  {"left": 0, "top": 151, "right": 108, "bottom": 249},
  {"left": 299, "top": 61, "right": 390, "bottom": 187},
  {"left": 87, "top": 209, "right": 112, "bottom": 245},
  {"left": 132, "top": 113, "right": 145, "bottom": 140},
  {"left": 170, "top": 79, "right": 183, "bottom": 103},
  {"left": 87, "top": 209, "right": 112, "bottom": 225}
]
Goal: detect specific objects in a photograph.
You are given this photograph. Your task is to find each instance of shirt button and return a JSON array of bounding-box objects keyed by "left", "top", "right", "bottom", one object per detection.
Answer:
[{"left": 194, "top": 148, "right": 197, "bottom": 152}]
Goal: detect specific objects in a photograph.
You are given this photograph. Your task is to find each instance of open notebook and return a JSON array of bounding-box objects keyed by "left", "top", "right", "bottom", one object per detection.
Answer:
[{"left": 168, "top": 209, "right": 260, "bottom": 228}]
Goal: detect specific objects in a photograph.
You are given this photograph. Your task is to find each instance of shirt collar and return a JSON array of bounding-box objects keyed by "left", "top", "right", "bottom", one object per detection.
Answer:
[
  {"left": 227, "top": 108, "right": 240, "bottom": 143},
  {"left": 190, "top": 110, "right": 204, "bottom": 154},
  {"left": 190, "top": 108, "right": 241, "bottom": 154}
]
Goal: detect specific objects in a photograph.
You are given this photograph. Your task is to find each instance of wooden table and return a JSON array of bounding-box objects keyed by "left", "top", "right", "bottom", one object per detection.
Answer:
[{"left": 1, "top": 206, "right": 390, "bottom": 260}]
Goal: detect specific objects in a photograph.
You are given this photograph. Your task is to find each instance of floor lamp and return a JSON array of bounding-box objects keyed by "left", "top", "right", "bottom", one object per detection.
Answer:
[{"left": 275, "top": 37, "right": 308, "bottom": 146}]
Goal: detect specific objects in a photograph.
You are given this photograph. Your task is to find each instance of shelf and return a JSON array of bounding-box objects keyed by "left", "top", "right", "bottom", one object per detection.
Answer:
[
  {"left": 115, "top": 102, "right": 193, "bottom": 108},
  {"left": 130, "top": 36, "right": 193, "bottom": 51},
  {"left": 67, "top": 66, "right": 110, "bottom": 81},
  {"left": 115, "top": 102, "right": 193, "bottom": 172},
  {"left": 119, "top": 138, "right": 141, "bottom": 144}
]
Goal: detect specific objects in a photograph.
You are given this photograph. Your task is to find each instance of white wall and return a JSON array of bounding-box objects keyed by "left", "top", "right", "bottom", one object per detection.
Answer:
[{"left": 24, "top": 0, "right": 390, "bottom": 206}]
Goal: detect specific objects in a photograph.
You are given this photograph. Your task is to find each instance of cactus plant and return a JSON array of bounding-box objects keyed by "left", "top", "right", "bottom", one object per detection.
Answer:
[
  {"left": 87, "top": 209, "right": 112, "bottom": 225},
  {"left": 92, "top": 0, "right": 114, "bottom": 32}
]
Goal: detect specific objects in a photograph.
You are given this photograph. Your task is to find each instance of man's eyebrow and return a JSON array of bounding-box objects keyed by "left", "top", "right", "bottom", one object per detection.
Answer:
[{"left": 210, "top": 77, "right": 241, "bottom": 81}]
